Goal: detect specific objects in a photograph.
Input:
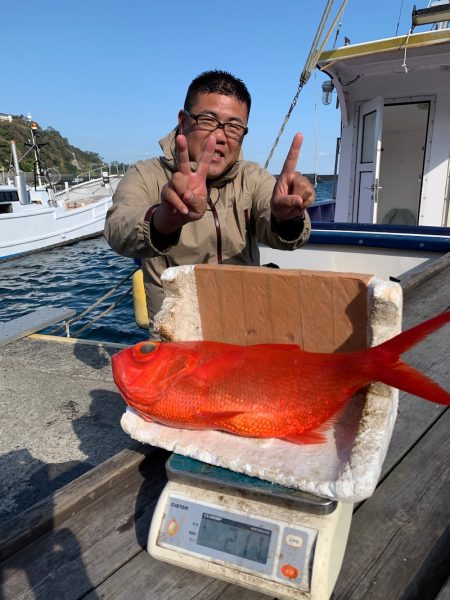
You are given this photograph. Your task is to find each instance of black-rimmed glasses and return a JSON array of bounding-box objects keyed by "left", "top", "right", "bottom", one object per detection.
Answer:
[{"left": 184, "top": 109, "right": 248, "bottom": 140}]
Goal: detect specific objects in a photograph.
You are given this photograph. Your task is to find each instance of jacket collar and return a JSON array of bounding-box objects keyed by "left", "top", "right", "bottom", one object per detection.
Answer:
[{"left": 159, "top": 128, "right": 242, "bottom": 187}]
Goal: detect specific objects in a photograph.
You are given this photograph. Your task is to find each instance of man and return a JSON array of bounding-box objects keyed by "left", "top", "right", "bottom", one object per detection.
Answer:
[{"left": 104, "top": 70, "right": 315, "bottom": 326}]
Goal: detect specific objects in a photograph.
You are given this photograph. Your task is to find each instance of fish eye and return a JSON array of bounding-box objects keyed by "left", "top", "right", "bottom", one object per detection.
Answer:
[
  {"left": 140, "top": 342, "right": 157, "bottom": 354},
  {"left": 132, "top": 340, "right": 161, "bottom": 362}
]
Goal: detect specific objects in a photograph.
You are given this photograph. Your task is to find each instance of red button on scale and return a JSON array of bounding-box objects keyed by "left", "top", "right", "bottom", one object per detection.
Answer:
[{"left": 281, "top": 564, "right": 300, "bottom": 580}]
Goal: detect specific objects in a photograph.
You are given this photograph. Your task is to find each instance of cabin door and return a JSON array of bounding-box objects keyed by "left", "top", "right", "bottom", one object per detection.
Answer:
[{"left": 354, "top": 97, "right": 383, "bottom": 223}]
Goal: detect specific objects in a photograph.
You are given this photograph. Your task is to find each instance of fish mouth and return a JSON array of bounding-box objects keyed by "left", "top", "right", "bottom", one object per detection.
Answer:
[
  {"left": 111, "top": 347, "right": 162, "bottom": 412},
  {"left": 111, "top": 350, "right": 142, "bottom": 403}
]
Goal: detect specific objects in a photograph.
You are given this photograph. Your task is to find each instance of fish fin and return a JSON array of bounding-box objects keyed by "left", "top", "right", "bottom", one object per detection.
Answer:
[
  {"left": 281, "top": 428, "right": 327, "bottom": 445},
  {"left": 375, "top": 359, "right": 450, "bottom": 405},
  {"left": 379, "top": 310, "right": 450, "bottom": 356},
  {"left": 373, "top": 311, "right": 450, "bottom": 406},
  {"left": 195, "top": 410, "right": 245, "bottom": 422}
]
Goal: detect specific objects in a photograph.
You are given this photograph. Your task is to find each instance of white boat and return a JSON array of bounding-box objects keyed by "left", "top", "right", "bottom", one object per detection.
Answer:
[
  {"left": 263, "top": 1, "right": 450, "bottom": 280},
  {"left": 0, "top": 122, "right": 119, "bottom": 260}
]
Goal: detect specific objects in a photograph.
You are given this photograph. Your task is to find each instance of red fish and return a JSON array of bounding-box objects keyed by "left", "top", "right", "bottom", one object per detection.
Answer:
[{"left": 112, "top": 311, "right": 450, "bottom": 444}]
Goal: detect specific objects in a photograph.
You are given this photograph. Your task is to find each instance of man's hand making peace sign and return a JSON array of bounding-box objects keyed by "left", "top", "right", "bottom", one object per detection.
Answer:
[
  {"left": 153, "top": 134, "right": 216, "bottom": 236},
  {"left": 152, "top": 131, "right": 314, "bottom": 237},
  {"left": 270, "top": 133, "right": 315, "bottom": 221}
]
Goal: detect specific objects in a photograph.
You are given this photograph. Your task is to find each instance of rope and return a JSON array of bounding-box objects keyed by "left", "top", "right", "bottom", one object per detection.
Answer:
[
  {"left": 47, "top": 267, "right": 138, "bottom": 336},
  {"left": 402, "top": 28, "right": 413, "bottom": 73},
  {"left": 264, "top": 0, "right": 348, "bottom": 170},
  {"left": 395, "top": 0, "right": 405, "bottom": 36},
  {"left": 70, "top": 285, "right": 133, "bottom": 337}
]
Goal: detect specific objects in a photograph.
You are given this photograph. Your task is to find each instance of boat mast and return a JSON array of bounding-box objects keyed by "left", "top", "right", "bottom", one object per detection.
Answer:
[
  {"left": 10, "top": 141, "right": 30, "bottom": 205},
  {"left": 25, "top": 121, "right": 58, "bottom": 205},
  {"left": 29, "top": 122, "right": 45, "bottom": 189}
]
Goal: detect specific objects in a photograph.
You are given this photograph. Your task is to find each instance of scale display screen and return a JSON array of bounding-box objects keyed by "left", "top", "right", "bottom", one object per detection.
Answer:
[{"left": 197, "top": 512, "right": 272, "bottom": 564}]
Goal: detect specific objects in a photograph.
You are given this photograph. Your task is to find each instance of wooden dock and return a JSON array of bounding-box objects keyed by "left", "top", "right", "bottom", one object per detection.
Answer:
[{"left": 0, "top": 256, "right": 449, "bottom": 600}]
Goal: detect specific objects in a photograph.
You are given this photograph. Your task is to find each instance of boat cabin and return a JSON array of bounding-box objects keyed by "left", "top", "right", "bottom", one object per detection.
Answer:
[{"left": 317, "top": 27, "right": 450, "bottom": 227}]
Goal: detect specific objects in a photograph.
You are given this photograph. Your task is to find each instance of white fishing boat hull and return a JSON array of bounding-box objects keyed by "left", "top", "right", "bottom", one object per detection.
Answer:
[
  {"left": 0, "top": 196, "right": 112, "bottom": 260},
  {"left": 260, "top": 222, "right": 450, "bottom": 281},
  {"left": 1, "top": 121, "right": 121, "bottom": 261},
  {"left": 260, "top": 244, "right": 439, "bottom": 281}
]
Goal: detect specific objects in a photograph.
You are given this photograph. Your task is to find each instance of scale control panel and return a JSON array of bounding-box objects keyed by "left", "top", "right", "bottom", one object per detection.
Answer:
[{"left": 155, "top": 493, "right": 317, "bottom": 592}]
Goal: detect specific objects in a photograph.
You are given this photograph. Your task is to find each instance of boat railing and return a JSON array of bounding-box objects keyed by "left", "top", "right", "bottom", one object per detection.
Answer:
[
  {"left": 307, "top": 198, "right": 336, "bottom": 222},
  {"left": 73, "top": 162, "right": 126, "bottom": 182},
  {"left": 309, "top": 222, "right": 450, "bottom": 252},
  {"left": 54, "top": 169, "right": 123, "bottom": 201}
]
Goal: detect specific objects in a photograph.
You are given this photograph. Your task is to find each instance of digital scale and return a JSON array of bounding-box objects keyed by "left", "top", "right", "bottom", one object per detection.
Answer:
[{"left": 148, "top": 454, "right": 353, "bottom": 600}]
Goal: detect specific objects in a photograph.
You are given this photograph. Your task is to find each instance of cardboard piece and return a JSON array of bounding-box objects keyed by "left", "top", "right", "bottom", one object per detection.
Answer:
[{"left": 194, "top": 265, "right": 373, "bottom": 351}]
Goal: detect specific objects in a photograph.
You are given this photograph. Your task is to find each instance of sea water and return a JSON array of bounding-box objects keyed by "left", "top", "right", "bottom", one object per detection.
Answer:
[
  {"left": 0, "top": 181, "right": 334, "bottom": 346},
  {"left": 0, "top": 238, "right": 143, "bottom": 345}
]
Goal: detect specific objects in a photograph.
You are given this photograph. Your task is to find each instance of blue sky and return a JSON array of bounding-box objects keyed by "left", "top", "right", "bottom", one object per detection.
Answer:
[{"left": 2, "top": 0, "right": 431, "bottom": 174}]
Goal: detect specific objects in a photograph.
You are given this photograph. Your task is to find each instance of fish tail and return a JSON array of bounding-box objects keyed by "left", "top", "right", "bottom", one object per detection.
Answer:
[{"left": 371, "top": 310, "right": 450, "bottom": 406}]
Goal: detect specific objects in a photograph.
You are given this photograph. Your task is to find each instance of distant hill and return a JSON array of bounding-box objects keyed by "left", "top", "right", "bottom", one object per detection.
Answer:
[{"left": 0, "top": 114, "right": 117, "bottom": 178}]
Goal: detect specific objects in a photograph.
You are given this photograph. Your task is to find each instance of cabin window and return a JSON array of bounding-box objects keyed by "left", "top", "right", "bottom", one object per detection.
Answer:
[
  {"left": 0, "top": 204, "right": 12, "bottom": 214},
  {"left": 0, "top": 190, "right": 19, "bottom": 202},
  {"left": 361, "top": 111, "right": 376, "bottom": 163}
]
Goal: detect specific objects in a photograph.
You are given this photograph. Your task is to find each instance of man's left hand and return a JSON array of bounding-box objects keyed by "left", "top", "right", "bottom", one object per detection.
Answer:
[{"left": 271, "top": 133, "right": 315, "bottom": 220}]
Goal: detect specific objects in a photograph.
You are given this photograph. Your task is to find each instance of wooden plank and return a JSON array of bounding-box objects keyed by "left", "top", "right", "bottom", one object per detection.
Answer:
[
  {"left": 400, "top": 252, "right": 450, "bottom": 297},
  {"left": 0, "top": 443, "right": 147, "bottom": 560},
  {"left": 401, "top": 264, "right": 450, "bottom": 322},
  {"left": 86, "top": 550, "right": 274, "bottom": 599},
  {"left": 0, "top": 447, "right": 169, "bottom": 599},
  {"left": 376, "top": 263, "right": 450, "bottom": 482},
  {"left": 0, "top": 307, "right": 76, "bottom": 347},
  {"left": 333, "top": 410, "right": 450, "bottom": 599}
]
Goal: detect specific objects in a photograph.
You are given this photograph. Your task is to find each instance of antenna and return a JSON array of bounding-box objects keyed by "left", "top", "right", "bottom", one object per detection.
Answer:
[{"left": 332, "top": 21, "right": 343, "bottom": 48}]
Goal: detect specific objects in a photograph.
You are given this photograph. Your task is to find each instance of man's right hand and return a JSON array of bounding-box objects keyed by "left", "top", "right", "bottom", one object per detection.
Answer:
[{"left": 153, "top": 133, "right": 215, "bottom": 235}]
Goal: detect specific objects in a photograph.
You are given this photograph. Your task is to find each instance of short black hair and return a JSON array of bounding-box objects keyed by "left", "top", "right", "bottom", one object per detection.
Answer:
[{"left": 184, "top": 70, "right": 251, "bottom": 114}]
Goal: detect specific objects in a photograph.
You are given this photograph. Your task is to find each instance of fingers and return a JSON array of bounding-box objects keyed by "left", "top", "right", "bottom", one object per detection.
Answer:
[
  {"left": 271, "top": 170, "right": 315, "bottom": 220},
  {"left": 289, "top": 172, "right": 316, "bottom": 208},
  {"left": 176, "top": 134, "right": 191, "bottom": 176},
  {"left": 196, "top": 134, "right": 216, "bottom": 180},
  {"left": 279, "top": 133, "right": 303, "bottom": 179},
  {"left": 176, "top": 133, "right": 215, "bottom": 181},
  {"left": 300, "top": 184, "right": 316, "bottom": 209},
  {"left": 273, "top": 194, "right": 306, "bottom": 219},
  {"left": 162, "top": 179, "right": 191, "bottom": 215}
]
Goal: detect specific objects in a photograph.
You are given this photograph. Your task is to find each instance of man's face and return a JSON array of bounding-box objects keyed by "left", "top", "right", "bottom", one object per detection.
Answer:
[{"left": 178, "top": 92, "right": 248, "bottom": 179}]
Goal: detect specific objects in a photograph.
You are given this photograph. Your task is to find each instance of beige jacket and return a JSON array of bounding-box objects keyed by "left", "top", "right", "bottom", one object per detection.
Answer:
[{"left": 104, "top": 129, "right": 311, "bottom": 323}]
